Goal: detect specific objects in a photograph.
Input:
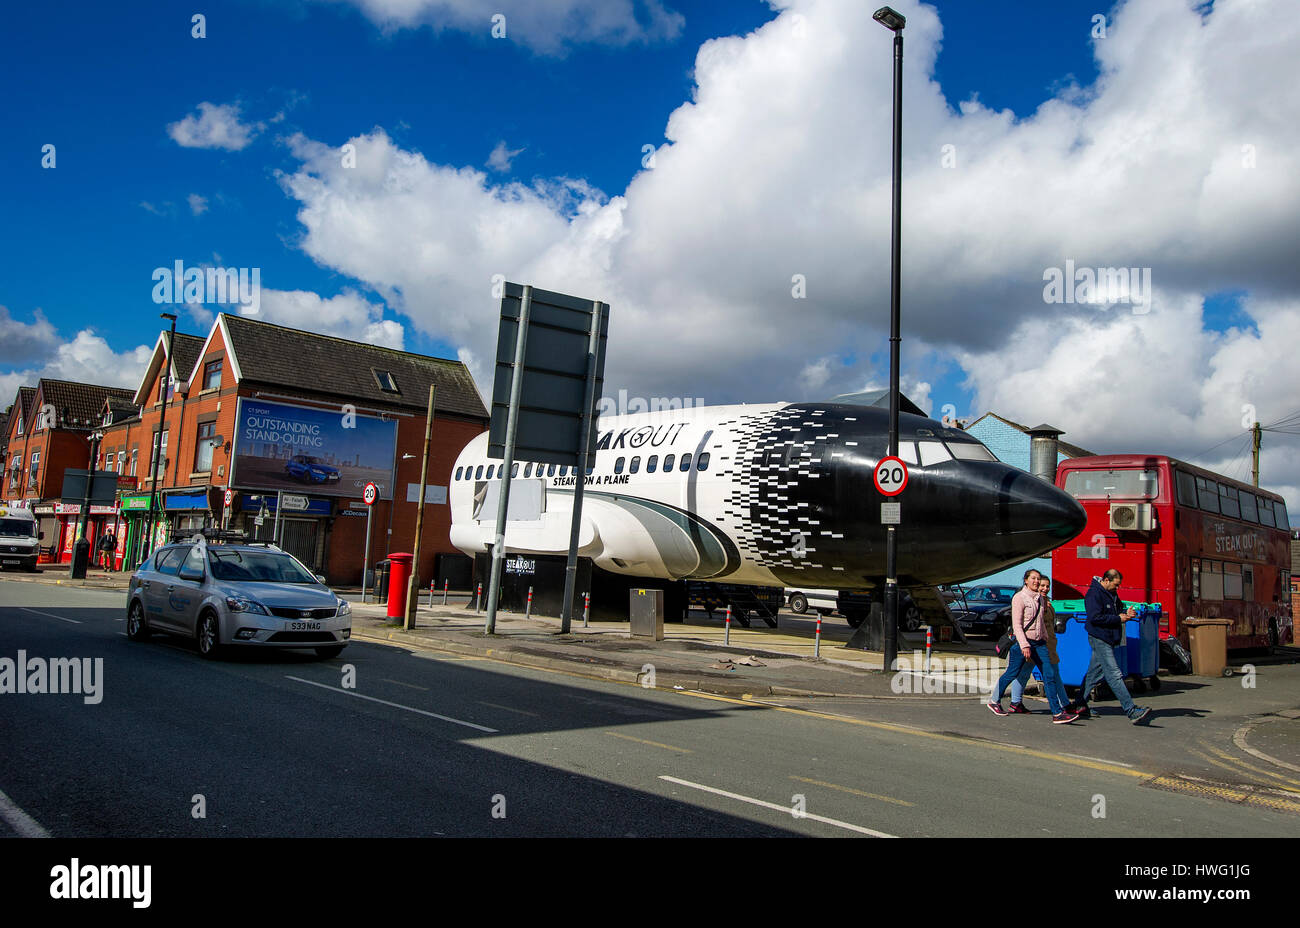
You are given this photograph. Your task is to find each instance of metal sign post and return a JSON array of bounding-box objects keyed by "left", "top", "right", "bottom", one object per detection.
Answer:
[
  {"left": 361, "top": 482, "right": 378, "bottom": 603},
  {"left": 485, "top": 286, "right": 533, "bottom": 634},
  {"left": 560, "top": 300, "right": 602, "bottom": 633},
  {"left": 405, "top": 385, "right": 436, "bottom": 631}
]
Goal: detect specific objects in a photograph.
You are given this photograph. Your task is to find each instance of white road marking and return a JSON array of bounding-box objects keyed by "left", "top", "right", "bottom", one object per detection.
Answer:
[
  {"left": 18, "top": 606, "right": 80, "bottom": 625},
  {"left": 0, "top": 788, "right": 51, "bottom": 838},
  {"left": 658, "top": 776, "right": 896, "bottom": 837},
  {"left": 285, "top": 676, "right": 498, "bottom": 733},
  {"left": 1234, "top": 719, "right": 1300, "bottom": 775}
]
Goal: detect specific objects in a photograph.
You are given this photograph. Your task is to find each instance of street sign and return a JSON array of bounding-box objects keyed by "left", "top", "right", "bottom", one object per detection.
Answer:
[
  {"left": 363, "top": 482, "right": 379, "bottom": 506},
  {"left": 873, "top": 456, "right": 909, "bottom": 497},
  {"left": 881, "top": 502, "right": 901, "bottom": 524},
  {"left": 224, "top": 488, "right": 234, "bottom": 507},
  {"left": 282, "top": 494, "right": 310, "bottom": 511}
]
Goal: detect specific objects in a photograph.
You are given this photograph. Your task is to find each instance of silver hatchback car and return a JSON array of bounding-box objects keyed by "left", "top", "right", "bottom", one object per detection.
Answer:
[{"left": 126, "top": 535, "right": 352, "bottom": 659}]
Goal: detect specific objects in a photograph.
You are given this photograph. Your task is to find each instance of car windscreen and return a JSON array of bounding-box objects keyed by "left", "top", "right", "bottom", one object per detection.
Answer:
[
  {"left": 208, "top": 549, "right": 319, "bottom": 584},
  {"left": 0, "top": 518, "right": 36, "bottom": 537}
]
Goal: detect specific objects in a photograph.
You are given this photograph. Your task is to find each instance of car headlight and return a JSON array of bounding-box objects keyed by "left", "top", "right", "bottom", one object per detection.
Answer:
[
  {"left": 336, "top": 598, "right": 352, "bottom": 617},
  {"left": 226, "top": 596, "right": 269, "bottom": 615}
]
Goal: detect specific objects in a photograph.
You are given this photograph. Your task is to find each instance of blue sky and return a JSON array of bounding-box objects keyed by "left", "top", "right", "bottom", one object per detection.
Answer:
[
  {"left": 3, "top": 0, "right": 1102, "bottom": 399},
  {"left": 1, "top": 0, "right": 1296, "bottom": 511}
]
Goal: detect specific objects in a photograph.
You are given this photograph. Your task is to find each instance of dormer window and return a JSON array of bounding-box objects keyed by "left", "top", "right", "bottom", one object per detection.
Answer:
[{"left": 372, "top": 369, "right": 399, "bottom": 393}]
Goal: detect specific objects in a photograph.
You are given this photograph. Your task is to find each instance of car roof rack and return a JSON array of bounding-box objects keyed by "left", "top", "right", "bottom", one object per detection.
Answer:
[{"left": 241, "top": 539, "right": 284, "bottom": 551}]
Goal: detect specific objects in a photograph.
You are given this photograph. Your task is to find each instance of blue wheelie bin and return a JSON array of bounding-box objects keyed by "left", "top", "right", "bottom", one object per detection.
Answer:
[
  {"left": 1033, "top": 599, "right": 1107, "bottom": 694},
  {"left": 1123, "top": 603, "right": 1161, "bottom": 692}
]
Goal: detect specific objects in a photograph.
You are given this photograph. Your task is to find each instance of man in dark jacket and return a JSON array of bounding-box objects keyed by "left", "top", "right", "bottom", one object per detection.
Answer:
[{"left": 1067, "top": 568, "right": 1151, "bottom": 723}]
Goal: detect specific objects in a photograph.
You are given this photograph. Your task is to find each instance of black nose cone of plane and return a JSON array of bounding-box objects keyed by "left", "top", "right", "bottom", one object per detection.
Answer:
[{"left": 996, "top": 472, "right": 1087, "bottom": 558}]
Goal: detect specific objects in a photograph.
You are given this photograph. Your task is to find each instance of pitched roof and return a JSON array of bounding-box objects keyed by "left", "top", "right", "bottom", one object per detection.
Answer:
[
  {"left": 11, "top": 387, "right": 36, "bottom": 435},
  {"left": 219, "top": 313, "right": 487, "bottom": 420},
  {"left": 170, "top": 332, "right": 206, "bottom": 382},
  {"left": 37, "top": 379, "right": 136, "bottom": 429},
  {"left": 968, "top": 411, "right": 1094, "bottom": 458}
]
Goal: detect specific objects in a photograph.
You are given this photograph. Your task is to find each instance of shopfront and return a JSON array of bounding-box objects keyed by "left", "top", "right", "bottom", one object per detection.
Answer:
[
  {"left": 118, "top": 494, "right": 156, "bottom": 572},
  {"left": 51, "top": 502, "right": 119, "bottom": 564},
  {"left": 234, "top": 492, "right": 333, "bottom": 571},
  {"left": 163, "top": 489, "right": 217, "bottom": 542}
]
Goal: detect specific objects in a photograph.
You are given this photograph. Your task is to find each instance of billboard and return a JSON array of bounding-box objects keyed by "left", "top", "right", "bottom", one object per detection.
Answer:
[{"left": 230, "top": 398, "right": 398, "bottom": 500}]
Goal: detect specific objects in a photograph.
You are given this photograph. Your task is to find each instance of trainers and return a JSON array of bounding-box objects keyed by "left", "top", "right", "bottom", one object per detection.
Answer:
[
  {"left": 1069, "top": 704, "right": 1092, "bottom": 719},
  {"left": 987, "top": 702, "right": 1008, "bottom": 716},
  {"left": 1130, "top": 706, "right": 1152, "bottom": 724},
  {"left": 1008, "top": 702, "right": 1030, "bottom": 714},
  {"left": 1052, "top": 711, "right": 1078, "bottom": 724}
]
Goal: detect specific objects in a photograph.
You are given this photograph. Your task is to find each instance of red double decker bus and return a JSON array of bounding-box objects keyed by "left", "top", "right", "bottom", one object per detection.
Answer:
[{"left": 1052, "top": 454, "right": 1292, "bottom": 650}]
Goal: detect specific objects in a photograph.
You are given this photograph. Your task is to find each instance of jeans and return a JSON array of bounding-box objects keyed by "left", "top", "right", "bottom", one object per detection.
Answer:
[
  {"left": 1078, "top": 635, "right": 1137, "bottom": 715},
  {"left": 992, "top": 641, "right": 1064, "bottom": 715},
  {"left": 1010, "top": 657, "right": 1069, "bottom": 709}
]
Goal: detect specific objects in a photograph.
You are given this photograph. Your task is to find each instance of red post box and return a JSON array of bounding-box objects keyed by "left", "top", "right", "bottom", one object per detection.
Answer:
[{"left": 386, "top": 552, "right": 414, "bottom": 620}]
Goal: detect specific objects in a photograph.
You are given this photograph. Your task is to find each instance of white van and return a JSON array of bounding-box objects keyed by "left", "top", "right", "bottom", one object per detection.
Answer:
[
  {"left": 786, "top": 587, "right": 839, "bottom": 615},
  {"left": 0, "top": 507, "right": 42, "bottom": 571}
]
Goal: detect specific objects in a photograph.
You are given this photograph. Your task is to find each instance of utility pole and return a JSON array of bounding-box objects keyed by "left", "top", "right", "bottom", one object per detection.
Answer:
[
  {"left": 1251, "top": 421, "right": 1262, "bottom": 487},
  {"left": 405, "top": 384, "right": 436, "bottom": 630}
]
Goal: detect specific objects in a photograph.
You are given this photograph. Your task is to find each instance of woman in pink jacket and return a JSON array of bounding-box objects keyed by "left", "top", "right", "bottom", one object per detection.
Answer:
[{"left": 987, "top": 569, "right": 1077, "bottom": 723}]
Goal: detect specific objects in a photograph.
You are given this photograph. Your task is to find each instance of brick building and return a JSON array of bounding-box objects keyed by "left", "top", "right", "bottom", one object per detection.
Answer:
[
  {"left": 1, "top": 379, "right": 136, "bottom": 560},
  {"left": 103, "top": 313, "right": 487, "bottom": 586}
]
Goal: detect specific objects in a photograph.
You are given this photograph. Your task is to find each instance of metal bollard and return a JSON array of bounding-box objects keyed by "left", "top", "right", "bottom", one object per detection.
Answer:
[
  {"left": 428, "top": 579, "right": 435, "bottom": 607},
  {"left": 814, "top": 613, "right": 822, "bottom": 658},
  {"left": 924, "top": 625, "right": 933, "bottom": 675},
  {"left": 525, "top": 586, "right": 533, "bottom": 619},
  {"left": 442, "top": 579, "right": 449, "bottom": 605},
  {"left": 475, "top": 581, "right": 483, "bottom": 612},
  {"left": 583, "top": 592, "right": 590, "bottom": 628},
  {"left": 725, "top": 604, "right": 731, "bottom": 646}
]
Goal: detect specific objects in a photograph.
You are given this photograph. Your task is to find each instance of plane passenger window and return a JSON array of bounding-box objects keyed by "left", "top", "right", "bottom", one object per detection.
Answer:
[
  {"left": 511, "top": 463, "right": 519, "bottom": 477},
  {"left": 697, "top": 453, "right": 709, "bottom": 471},
  {"left": 524, "top": 463, "right": 533, "bottom": 478},
  {"left": 663, "top": 454, "right": 675, "bottom": 472},
  {"left": 917, "top": 442, "right": 952, "bottom": 466},
  {"left": 647, "top": 455, "right": 658, "bottom": 473},
  {"left": 455, "top": 466, "right": 463, "bottom": 480},
  {"left": 630, "top": 456, "right": 640, "bottom": 474},
  {"left": 475, "top": 465, "right": 483, "bottom": 480},
  {"left": 680, "top": 453, "right": 692, "bottom": 471},
  {"left": 486, "top": 465, "right": 495, "bottom": 480},
  {"left": 586, "top": 466, "right": 594, "bottom": 476},
  {"left": 897, "top": 442, "right": 919, "bottom": 465},
  {"left": 548, "top": 464, "right": 556, "bottom": 477},
  {"left": 615, "top": 457, "right": 625, "bottom": 474}
]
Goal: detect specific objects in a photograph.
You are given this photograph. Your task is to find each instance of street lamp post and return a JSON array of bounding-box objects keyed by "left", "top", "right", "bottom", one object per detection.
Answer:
[
  {"left": 141, "top": 312, "right": 178, "bottom": 563},
  {"left": 874, "top": 5, "right": 905, "bottom": 672},
  {"left": 69, "top": 428, "right": 105, "bottom": 579}
]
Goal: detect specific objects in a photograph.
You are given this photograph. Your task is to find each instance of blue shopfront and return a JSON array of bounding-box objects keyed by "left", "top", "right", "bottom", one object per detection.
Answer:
[{"left": 235, "top": 492, "right": 333, "bottom": 570}]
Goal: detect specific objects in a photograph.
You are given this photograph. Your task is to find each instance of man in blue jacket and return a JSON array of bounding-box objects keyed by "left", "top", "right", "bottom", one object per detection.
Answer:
[{"left": 1067, "top": 568, "right": 1152, "bottom": 723}]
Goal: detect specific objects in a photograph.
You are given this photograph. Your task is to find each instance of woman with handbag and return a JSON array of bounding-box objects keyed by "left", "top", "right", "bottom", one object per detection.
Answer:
[
  {"left": 987, "top": 569, "right": 1077, "bottom": 723},
  {"left": 1005, "top": 574, "right": 1072, "bottom": 713}
]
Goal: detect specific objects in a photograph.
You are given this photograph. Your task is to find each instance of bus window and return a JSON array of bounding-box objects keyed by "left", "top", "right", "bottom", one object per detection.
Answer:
[
  {"left": 1175, "top": 470, "right": 1197, "bottom": 507},
  {"left": 1191, "top": 558, "right": 1200, "bottom": 600},
  {"left": 1274, "top": 501, "right": 1290, "bottom": 530},
  {"left": 1223, "top": 562, "right": 1243, "bottom": 600},
  {"left": 680, "top": 453, "right": 692, "bottom": 471},
  {"left": 614, "top": 457, "right": 625, "bottom": 474},
  {"left": 629, "top": 456, "right": 640, "bottom": 474},
  {"left": 1244, "top": 564, "right": 1254, "bottom": 601},
  {"left": 647, "top": 455, "right": 658, "bottom": 473},
  {"left": 1196, "top": 477, "right": 1219, "bottom": 513},
  {"left": 697, "top": 452, "right": 709, "bottom": 471},
  {"left": 1202, "top": 560, "right": 1224, "bottom": 600},
  {"left": 1219, "top": 484, "right": 1240, "bottom": 519},
  {"left": 663, "top": 454, "right": 675, "bottom": 472},
  {"left": 1065, "top": 469, "right": 1160, "bottom": 499},
  {"left": 1258, "top": 499, "right": 1275, "bottom": 527},
  {"left": 1239, "top": 491, "right": 1258, "bottom": 522}
]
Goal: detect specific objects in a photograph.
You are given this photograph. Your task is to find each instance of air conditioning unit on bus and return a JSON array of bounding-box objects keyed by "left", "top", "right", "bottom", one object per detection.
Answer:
[{"left": 1110, "top": 502, "right": 1155, "bottom": 531}]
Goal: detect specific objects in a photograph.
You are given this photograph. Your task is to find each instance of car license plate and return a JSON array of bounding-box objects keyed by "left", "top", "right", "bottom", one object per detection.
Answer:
[
  {"left": 290, "top": 621, "right": 321, "bottom": 630},
  {"left": 2, "top": 559, "right": 18, "bottom": 565}
]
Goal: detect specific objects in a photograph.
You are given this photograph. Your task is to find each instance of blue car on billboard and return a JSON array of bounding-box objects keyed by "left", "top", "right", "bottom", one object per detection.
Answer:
[{"left": 285, "top": 455, "right": 341, "bottom": 485}]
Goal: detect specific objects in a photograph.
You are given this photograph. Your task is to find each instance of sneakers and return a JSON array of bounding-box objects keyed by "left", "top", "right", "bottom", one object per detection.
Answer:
[
  {"left": 1052, "top": 711, "right": 1079, "bottom": 724},
  {"left": 1129, "top": 706, "right": 1152, "bottom": 724},
  {"left": 1007, "top": 702, "right": 1030, "bottom": 714},
  {"left": 987, "top": 702, "right": 1008, "bottom": 716},
  {"left": 1066, "top": 703, "right": 1092, "bottom": 719}
]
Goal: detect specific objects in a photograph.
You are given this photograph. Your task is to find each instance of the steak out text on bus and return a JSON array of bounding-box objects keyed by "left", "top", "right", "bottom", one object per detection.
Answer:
[{"left": 1052, "top": 454, "right": 1292, "bottom": 650}]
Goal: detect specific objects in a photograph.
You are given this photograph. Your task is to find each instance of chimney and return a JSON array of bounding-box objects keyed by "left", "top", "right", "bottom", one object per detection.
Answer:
[{"left": 1027, "top": 424, "right": 1064, "bottom": 483}]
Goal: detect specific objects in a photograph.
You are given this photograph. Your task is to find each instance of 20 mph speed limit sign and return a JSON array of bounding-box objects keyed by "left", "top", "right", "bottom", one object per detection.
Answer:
[
  {"left": 363, "top": 482, "right": 379, "bottom": 506},
  {"left": 873, "top": 456, "right": 909, "bottom": 496}
]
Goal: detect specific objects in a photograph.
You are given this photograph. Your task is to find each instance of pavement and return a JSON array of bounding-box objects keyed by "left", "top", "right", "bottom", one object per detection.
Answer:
[{"left": 11, "top": 564, "right": 1300, "bottom": 799}]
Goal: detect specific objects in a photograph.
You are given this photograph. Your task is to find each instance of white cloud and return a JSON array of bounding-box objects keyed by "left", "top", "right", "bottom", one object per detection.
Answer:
[
  {"left": 0, "top": 307, "right": 60, "bottom": 366},
  {"left": 187, "top": 193, "right": 209, "bottom": 215},
  {"left": 326, "top": 0, "right": 684, "bottom": 53},
  {"left": 275, "top": 0, "right": 1300, "bottom": 511},
  {"left": 486, "top": 140, "right": 524, "bottom": 173},
  {"left": 0, "top": 330, "right": 153, "bottom": 405},
  {"left": 254, "top": 289, "right": 404, "bottom": 349},
  {"left": 167, "top": 102, "right": 260, "bottom": 151}
]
